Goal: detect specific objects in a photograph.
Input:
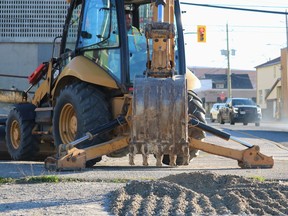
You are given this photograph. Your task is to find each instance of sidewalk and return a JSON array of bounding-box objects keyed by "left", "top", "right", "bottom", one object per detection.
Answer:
[{"left": 261, "top": 119, "right": 288, "bottom": 131}]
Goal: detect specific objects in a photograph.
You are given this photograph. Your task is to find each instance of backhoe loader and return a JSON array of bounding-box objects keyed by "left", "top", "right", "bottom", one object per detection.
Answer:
[{"left": 3, "top": 0, "right": 273, "bottom": 170}]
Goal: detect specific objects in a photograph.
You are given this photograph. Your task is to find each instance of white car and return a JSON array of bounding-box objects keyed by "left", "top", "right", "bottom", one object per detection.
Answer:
[{"left": 209, "top": 103, "right": 225, "bottom": 122}]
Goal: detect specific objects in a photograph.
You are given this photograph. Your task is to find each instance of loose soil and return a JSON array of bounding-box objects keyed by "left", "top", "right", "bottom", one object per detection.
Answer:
[{"left": 108, "top": 171, "right": 288, "bottom": 216}]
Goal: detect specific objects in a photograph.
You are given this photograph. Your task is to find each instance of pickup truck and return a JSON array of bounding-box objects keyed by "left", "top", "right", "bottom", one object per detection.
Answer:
[{"left": 218, "top": 98, "right": 262, "bottom": 126}]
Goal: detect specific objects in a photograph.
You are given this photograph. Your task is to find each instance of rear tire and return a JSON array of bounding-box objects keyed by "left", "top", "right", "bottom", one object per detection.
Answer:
[
  {"left": 162, "top": 90, "right": 206, "bottom": 165},
  {"left": 210, "top": 114, "right": 215, "bottom": 123},
  {"left": 230, "top": 115, "right": 235, "bottom": 125},
  {"left": 219, "top": 114, "right": 225, "bottom": 124},
  {"left": 5, "top": 107, "right": 38, "bottom": 160},
  {"left": 53, "top": 82, "right": 112, "bottom": 167}
]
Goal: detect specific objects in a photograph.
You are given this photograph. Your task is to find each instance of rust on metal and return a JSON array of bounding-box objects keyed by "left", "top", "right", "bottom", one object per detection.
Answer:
[{"left": 130, "top": 75, "right": 188, "bottom": 166}]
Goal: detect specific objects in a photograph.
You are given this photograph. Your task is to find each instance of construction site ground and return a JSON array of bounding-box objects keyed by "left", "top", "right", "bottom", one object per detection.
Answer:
[{"left": 0, "top": 129, "right": 287, "bottom": 215}]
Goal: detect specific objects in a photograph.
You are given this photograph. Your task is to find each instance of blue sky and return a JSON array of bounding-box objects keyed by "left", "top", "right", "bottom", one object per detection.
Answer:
[{"left": 180, "top": 0, "right": 288, "bottom": 70}]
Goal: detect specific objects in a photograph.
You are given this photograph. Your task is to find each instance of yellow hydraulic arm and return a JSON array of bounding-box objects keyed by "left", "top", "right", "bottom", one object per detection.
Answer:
[
  {"left": 44, "top": 101, "right": 273, "bottom": 171},
  {"left": 145, "top": 0, "right": 176, "bottom": 77}
]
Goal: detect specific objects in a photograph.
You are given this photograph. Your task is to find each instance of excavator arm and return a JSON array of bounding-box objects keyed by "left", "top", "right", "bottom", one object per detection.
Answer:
[
  {"left": 190, "top": 139, "right": 273, "bottom": 169},
  {"left": 45, "top": 98, "right": 273, "bottom": 171},
  {"left": 145, "top": 0, "right": 176, "bottom": 77}
]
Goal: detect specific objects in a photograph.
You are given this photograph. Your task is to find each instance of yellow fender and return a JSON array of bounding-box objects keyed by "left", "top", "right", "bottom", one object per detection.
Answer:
[{"left": 52, "top": 56, "right": 118, "bottom": 97}]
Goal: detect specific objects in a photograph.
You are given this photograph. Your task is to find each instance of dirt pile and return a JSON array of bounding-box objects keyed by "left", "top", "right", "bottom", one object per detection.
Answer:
[{"left": 107, "top": 171, "right": 288, "bottom": 215}]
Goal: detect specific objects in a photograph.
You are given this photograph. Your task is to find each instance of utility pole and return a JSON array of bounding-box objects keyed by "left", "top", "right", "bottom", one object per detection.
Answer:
[
  {"left": 281, "top": 10, "right": 288, "bottom": 119},
  {"left": 281, "top": 47, "right": 288, "bottom": 118},
  {"left": 286, "top": 10, "right": 288, "bottom": 52},
  {"left": 226, "top": 23, "right": 232, "bottom": 98}
]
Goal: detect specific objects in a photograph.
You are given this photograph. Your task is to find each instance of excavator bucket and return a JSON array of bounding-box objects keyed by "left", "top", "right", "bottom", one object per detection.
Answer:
[{"left": 130, "top": 75, "right": 189, "bottom": 166}]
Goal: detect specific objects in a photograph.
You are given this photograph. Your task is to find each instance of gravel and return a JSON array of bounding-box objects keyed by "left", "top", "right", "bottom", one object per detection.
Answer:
[
  {"left": 0, "top": 182, "right": 124, "bottom": 216},
  {"left": 1, "top": 171, "right": 287, "bottom": 216},
  {"left": 108, "top": 172, "right": 288, "bottom": 216}
]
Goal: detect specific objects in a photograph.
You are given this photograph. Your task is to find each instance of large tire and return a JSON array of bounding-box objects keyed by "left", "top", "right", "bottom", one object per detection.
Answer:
[
  {"left": 53, "top": 82, "right": 112, "bottom": 167},
  {"left": 210, "top": 114, "right": 215, "bottom": 123},
  {"left": 162, "top": 90, "right": 206, "bottom": 165},
  {"left": 5, "top": 108, "right": 38, "bottom": 160},
  {"left": 230, "top": 114, "right": 235, "bottom": 125},
  {"left": 219, "top": 113, "right": 225, "bottom": 124}
]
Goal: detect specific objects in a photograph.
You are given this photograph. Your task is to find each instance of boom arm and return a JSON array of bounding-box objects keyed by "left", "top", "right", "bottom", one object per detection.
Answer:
[{"left": 145, "top": 0, "right": 176, "bottom": 77}]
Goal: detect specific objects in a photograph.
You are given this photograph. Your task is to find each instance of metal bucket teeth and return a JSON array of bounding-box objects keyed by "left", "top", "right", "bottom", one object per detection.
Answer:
[{"left": 130, "top": 75, "right": 188, "bottom": 166}]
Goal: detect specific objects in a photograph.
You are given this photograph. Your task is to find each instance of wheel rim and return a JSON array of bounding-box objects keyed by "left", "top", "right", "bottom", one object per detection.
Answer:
[
  {"left": 10, "top": 120, "right": 21, "bottom": 149},
  {"left": 59, "top": 103, "right": 77, "bottom": 144}
]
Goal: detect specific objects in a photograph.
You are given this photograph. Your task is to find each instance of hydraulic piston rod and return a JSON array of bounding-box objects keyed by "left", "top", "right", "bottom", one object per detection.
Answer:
[
  {"left": 64, "top": 115, "right": 127, "bottom": 148},
  {"left": 189, "top": 118, "right": 253, "bottom": 148}
]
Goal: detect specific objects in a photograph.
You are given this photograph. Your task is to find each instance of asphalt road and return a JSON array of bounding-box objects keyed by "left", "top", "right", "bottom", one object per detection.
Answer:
[
  {"left": 209, "top": 121, "right": 288, "bottom": 147},
  {"left": 0, "top": 123, "right": 287, "bottom": 181},
  {"left": 0, "top": 102, "right": 287, "bottom": 181}
]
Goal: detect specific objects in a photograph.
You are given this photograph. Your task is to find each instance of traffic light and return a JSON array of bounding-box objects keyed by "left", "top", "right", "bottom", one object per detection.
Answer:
[{"left": 197, "top": 25, "right": 206, "bottom": 43}]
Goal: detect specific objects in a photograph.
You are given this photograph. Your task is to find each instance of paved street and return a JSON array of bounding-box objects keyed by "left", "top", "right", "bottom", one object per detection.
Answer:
[{"left": 0, "top": 102, "right": 287, "bottom": 180}]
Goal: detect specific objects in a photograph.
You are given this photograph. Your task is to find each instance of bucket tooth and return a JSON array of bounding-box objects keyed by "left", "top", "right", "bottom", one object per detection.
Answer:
[
  {"left": 141, "top": 144, "right": 149, "bottom": 166},
  {"left": 169, "top": 152, "right": 177, "bottom": 166},
  {"left": 128, "top": 144, "right": 137, "bottom": 165},
  {"left": 155, "top": 145, "right": 164, "bottom": 166},
  {"left": 182, "top": 145, "right": 190, "bottom": 165},
  {"left": 155, "top": 153, "right": 163, "bottom": 166}
]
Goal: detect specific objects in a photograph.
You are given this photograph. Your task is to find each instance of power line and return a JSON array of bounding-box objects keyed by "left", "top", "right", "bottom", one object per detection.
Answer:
[
  {"left": 181, "top": 2, "right": 288, "bottom": 15},
  {"left": 183, "top": 26, "right": 286, "bottom": 34},
  {"left": 184, "top": 24, "right": 286, "bottom": 30},
  {"left": 206, "top": 4, "right": 288, "bottom": 9}
]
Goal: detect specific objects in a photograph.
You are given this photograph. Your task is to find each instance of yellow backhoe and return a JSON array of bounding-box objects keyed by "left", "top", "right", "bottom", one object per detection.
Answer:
[{"left": 3, "top": 0, "right": 273, "bottom": 170}]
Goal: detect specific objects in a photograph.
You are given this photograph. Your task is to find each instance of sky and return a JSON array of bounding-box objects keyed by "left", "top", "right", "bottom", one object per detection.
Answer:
[{"left": 179, "top": 0, "right": 288, "bottom": 70}]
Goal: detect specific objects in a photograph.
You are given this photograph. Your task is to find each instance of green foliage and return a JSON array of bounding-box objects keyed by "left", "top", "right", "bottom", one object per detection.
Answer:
[
  {"left": 0, "top": 175, "right": 153, "bottom": 184},
  {"left": 251, "top": 176, "right": 266, "bottom": 182},
  {"left": 0, "top": 177, "right": 14, "bottom": 184},
  {"left": 20, "top": 175, "right": 60, "bottom": 183}
]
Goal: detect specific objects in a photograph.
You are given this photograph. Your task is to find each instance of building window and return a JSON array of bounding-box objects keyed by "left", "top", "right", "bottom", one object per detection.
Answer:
[{"left": 215, "top": 83, "right": 225, "bottom": 89}]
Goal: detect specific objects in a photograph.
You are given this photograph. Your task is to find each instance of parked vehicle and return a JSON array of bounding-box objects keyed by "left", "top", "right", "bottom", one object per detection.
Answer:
[
  {"left": 209, "top": 103, "right": 225, "bottom": 122},
  {"left": 218, "top": 98, "right": 262, "bottom": 126}
]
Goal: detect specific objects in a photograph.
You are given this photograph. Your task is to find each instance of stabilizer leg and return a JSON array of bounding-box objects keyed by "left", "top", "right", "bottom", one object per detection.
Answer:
[{"left": 189, "top": 137, "right": 274, "bottom": 169}]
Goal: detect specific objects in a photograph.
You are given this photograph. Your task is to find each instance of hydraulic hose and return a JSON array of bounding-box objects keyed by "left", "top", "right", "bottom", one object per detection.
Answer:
[
  {"left": 69, "top": 115, "right": 127, "bottom": 147},
  {"left": 189, "top": 118, "right": 253, "bottom": 148}
]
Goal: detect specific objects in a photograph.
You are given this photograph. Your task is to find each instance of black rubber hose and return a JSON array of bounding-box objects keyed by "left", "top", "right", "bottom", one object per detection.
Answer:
[
  {"left": 89, "top": 115, "right": 127, "bottom": 138},
  {"left": 189, "top": 118, "right": 231, "bottom": 141}
]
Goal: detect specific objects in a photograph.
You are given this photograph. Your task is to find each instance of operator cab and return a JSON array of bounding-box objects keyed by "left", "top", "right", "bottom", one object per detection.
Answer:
[{"left": 60, "top": 0, "right": 185, "bottom": 87}]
